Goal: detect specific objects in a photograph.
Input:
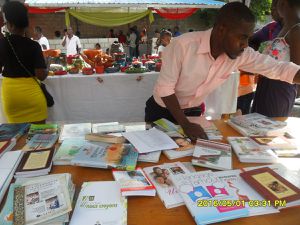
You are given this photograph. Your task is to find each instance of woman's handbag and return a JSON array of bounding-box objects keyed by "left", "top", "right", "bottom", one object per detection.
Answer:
[{"left": 6, "top": 35, "right": 54, "bottom": 107}]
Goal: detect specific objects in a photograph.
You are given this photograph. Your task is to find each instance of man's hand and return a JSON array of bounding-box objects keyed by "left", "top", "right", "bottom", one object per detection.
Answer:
[{"left": 182, "top": 122, "right": 208, "bottom": 143}]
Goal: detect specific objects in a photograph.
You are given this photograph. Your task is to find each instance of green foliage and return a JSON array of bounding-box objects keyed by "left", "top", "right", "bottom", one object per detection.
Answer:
[
  {"left": 197, "top": 0, "right": 272, "bottom": 27},
  {"left": 250, "top": 0, "right": 272, "bottom": 22}
]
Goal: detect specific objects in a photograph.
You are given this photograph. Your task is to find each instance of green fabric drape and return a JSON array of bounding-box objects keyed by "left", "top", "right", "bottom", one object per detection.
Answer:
[{"left": 65, "top": 9, "right": 154, "bottom": 27}]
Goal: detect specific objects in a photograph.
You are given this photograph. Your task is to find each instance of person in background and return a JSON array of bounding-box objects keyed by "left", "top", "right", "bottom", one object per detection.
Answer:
[
  {"left": 252, "top": 0, "right": 300, "bottom": 117},
  {"left": 110, "top": 41, "right": 124, "bottom": 57},
  {"left": 140, "top": 28, "right": 147, "bottom": 44},
  {"left": 145, "top": 2, "right": 300, "bottom": 142},
  {"left": 95, "top": 43, "right": 101, "bottom": 50},
  {"left": 75, "top": 30, "right": 81, "bottom": 38},
  {"left": 117, "top": 30, "right": 126, "bottom": 44},
  {"left": 157, "top": 30, "right": 172, "bottom": 58},
  {"left": 54, "top": 30, "right": 61, "bottom": 39},
  {"left": 127, "top": 27, "right": 137, "bottom": 58},
  {"left": 133, "top": 25, "right": 140, "bottom": 57},
  {"left": 154, "top": 29, "right": 160, "bottom": 39},
  {"left": 62, "top": 27, "right": 82, "bottom": 56},
  {"left": 173, "top": 26, "right": 182, "bottom": 37},
  {"left": 237, "top": 0, "right": 282, "bottom": 115},
  {"left": 0, "top": 1, "right": 48, "bottom": 123},
  {"left": 108, "top": 29, "right": 115, "bottom": 38},
  {"left": 34, "top": 26, "right": 50, "bottom": 50}
]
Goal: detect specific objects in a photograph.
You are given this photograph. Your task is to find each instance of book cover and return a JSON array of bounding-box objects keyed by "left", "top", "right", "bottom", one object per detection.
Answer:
[
  {"left": 240, "top": 167, "right": 300, "bottom": 207},
  {"left": 138, "top": 151, "right": 161, "bottom": 163},
  {"left": 113, "top": 168, "right": 156, "bottom": 196},
  {"left": 15, "top": 149, "right": 54, "bottom": 175},
  {"left": 250, "top": 136, "right": 297, "bottom": 150},
  {"left": 0, "top": 123, "right": 30, "bottom": 141},
  {"left": 72, "top": 142, "right": 138, "bottom": 171},
  {"left": 164, "top": 137, "right": 195, "bottom": 160},
  {"left": 92, "top": 122, "right": 125, "bottom": 133},
  {"left": 153, "top": 118, "right": 185, "bottom": 136},
  {"left": 171, "top": 171, "right": 248, "bottom": 225},
  {"left": 143, "top": 162, "right": 190, "bottom": 208},
  {"left": 0, "top": 184, "right": 19, "bottom": 225},
  {"left": 70, "top": 181, "right": 127, "bottom": 225},
  {"left": 27, "top": 124, "right": 59, "bottom": 142},
  {"left": 59, "top": 123, "right": 91, "bottom": 142},
  {"left": 215, "top": 170, "right": 279, "bottom": 216},
  {"left": 85, "top": 133, "right": 125, "bottom": 144},
  {"left": 192, "top": 139, "right": 232, "bottom": 170},
  {"left": 53, "top": 139, "right": 86, "bottom": 165},
  {"left": 227, "top": 137, "right": 278, "bottom": 163},
  {"left": 22, "top": 134, "right": 58, "bottom": 151}
]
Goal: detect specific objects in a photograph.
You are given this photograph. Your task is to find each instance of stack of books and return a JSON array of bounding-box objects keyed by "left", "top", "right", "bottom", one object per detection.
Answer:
[
  {"left": 0, "top": 139, "right": 16, "bottom": 158},
  {"left": 14, "top": 148, "right": 55, "bottom": 178},
  {"left": 26, "top": 123, "right": 59, "bottom": 142},
  {"left": 0, "top": 123, "right": 30, "bottom": 142},
  {"left": 59, "top": 123, "right": 92, "bottom": 142},
  {"left": 22, "top": 134, "right": 58, "bottom": 151},
  {"left": 163, "top": 136, "right": 195, "bottom": 160},
  {"left": 227, "top": 113, "right": 287, "bottom": 136}
]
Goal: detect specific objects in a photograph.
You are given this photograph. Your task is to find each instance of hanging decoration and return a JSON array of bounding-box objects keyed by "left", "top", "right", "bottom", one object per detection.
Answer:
[
  {"left": 153, "top": 8, "right": 199, "bottom": 20},
  {"left": 27, "top": 7, "right": 66, "bottom": 14}
]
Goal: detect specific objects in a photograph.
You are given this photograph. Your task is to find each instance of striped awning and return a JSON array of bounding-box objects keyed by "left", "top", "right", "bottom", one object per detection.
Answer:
[{"left": 25, "top": 0, "right": 225, "bottom": 8}]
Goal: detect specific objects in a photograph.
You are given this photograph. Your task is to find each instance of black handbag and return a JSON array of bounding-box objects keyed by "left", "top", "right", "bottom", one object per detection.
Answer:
[{"left": 6, "top": 35, "right": 54, "bottom": 107}]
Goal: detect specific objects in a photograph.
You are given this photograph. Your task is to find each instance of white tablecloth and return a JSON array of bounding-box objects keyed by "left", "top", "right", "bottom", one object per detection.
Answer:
[{"left": 0, "top": 72, "right": 159, "bottom": 123}]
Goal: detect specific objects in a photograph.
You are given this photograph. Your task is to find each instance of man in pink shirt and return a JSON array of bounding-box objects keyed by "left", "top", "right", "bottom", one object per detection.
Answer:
[{"left": 145, "top": 2, "right": 300, "bottom": 141}]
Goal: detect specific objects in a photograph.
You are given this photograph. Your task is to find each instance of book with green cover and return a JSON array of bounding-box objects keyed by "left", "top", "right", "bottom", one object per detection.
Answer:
[{"left": 27, "top": 124, "right": 59, "bottom": 142}]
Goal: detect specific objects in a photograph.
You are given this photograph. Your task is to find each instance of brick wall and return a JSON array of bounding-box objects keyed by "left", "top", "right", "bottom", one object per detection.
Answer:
[{"left": 28, "top": 11, "right": 209, "bottom": 39}]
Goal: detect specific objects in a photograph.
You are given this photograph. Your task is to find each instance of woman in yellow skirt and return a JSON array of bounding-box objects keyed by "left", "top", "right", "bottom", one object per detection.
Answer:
[{"left": 0, "top": 2, "right": 48, "bottom": 123}]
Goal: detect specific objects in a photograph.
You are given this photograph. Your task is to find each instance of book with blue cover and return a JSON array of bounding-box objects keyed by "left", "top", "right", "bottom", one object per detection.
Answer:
[
  {"left": 171, "top": 171, "right": 248, "bottom": 225},
  {"left": 0, "top": 184, "right": 18, "bottom": 225},
  {"left": 0, "top": 123, "right": 30, "bottom": 141},
  {"left": 22, "top": 134, "right": 58, "bottom": 151},
  {"left": 72, "top": 142, "right": 138, "bottom": 171}
]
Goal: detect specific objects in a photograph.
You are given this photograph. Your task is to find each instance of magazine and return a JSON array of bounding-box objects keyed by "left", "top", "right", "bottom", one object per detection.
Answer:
[
  {"left": 138, "top": 151, "right": 161, "bottom": 163},
  {"left": 163, "top": 137, "right": 195, "bottom": 160},
  {"left": 22, "top": 134, "right": 58, "bottom": 151},
  {"left": 59, "top": 123, "right": 91, "bottom": 142}
]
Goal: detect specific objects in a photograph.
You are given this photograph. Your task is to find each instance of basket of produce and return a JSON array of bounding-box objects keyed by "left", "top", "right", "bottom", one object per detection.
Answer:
[
  {"left": 105, "top": 66, "right": 119, "bottom": 73},
  {"left": 125, "top": 67, "right": 149, "bottom": 74},
  {"left": 54, "top": 70, "right": 68, "bottom": 76},
  {"left": 132, "top": 61, "right": 142, "bottom": 68},
  {"left": 95, "top": 65, "right": 105, "bottom": 74},
  {"left": 145, "top": 61, "right": 156, "bottom": 71},
  {"left": 82, "top": 67, "right": 94, "bottom": 75},
  {"left": 68, "top": 67, "right": 80, "bottom": 74}
]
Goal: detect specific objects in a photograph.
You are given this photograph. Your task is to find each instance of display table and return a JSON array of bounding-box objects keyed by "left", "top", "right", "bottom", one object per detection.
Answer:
[
  {"left": 0, "top": 72, "right": 159, "bottom": 123},
  {"left": 3, "top": 118, "right": 300, "bottom": 225}
]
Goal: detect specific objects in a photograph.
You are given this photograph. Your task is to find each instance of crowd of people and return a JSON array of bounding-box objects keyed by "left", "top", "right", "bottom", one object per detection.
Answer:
[{"left": 0, "top": 1, "right": 300, "bottom": 144}]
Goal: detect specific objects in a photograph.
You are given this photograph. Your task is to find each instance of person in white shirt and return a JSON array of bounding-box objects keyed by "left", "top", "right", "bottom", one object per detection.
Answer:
[
  {"left": 157, "top": 30, "right": 172, "bottom": 58},
  {"left": 62, "top": 27, "right": 82, "bottom": 56},
  {"left": 34, "top": 26, "right": 49, "bottom": 50}
]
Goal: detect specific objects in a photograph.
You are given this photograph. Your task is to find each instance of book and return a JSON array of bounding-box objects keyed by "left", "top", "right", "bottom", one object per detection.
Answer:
[
  {"left": 14, "top": 173, "right": 75, "bottom": 225},
  {"left": 112, "top": 167, "right": 156, "bottom": 196},
  {"left": 85, "top": 133, "right": 125, "bottom": 143},
  {"left": 122, "top": 127, "right": 178, "bottom": 154},
  {"left": 138, "top": 151, "right": 161, "bottom": 163},
  {"left": 187, "top": 116, "right": 223, "bottom": 140},
  {"left": 143, "top": 162, "right": 190, "bottom": 208},
  {"left": 171, "top": 171, "right": 248, "bottom": 225},
  {"left": 14, "top": 148, "right": 54, "bottom": 178},
  {"left": 92, "top": 122, "right": 125, "bottom": 133},
  {"left": 70, "top": 181, "right": 127, "bottom": 225},
  {"left": 13, "top": 175, "right": 72, "bottom": 225},
  {"left": 71, "top": 142, "right": 138, "bottom": 171},
  {"left": 0, "top": 123, "right": 30, "bottom": 141},
  {"left": 227, "top": 137, "right": 278, "bottom": 163},
  {"left": 240, "top": 167, "right": 300, "bottom": 208},
  {"left": 53, "top": 139, "right": 86, "bottom": 165},
  {"left": 250, "top": 136, "right": 298, "bottom": 150},
  {"left": 153, "top": 118, "right": 185, "bottom": 136},
  {"left": 163, "top": 137, "right": 195, "bottom": 160},
  {"left": 0, "top": 151, "right": 23, "bottom": 205},
  {"left": 215, "top": 170, "right": 279, "bottom": 216},
  {"left": 26, "top": 124, "right": 59, "bottom": 142},
  {"left": 0, "top": 139, "right": 16, "bottom": 158},
  {"left": 22, "top": 134, "right": 58, "bottom": 151},
  {"left": 227, "top": 113, "right": 287, "bottom": 136},
  {"left": 192, "top": 139, "right": 232, "bottom": 170},
  {"left": 59, "top": 123, "right": 91, "bottom": 142},
  {"left": 0, "top": 184, "right": 19, "bottom": 225}
]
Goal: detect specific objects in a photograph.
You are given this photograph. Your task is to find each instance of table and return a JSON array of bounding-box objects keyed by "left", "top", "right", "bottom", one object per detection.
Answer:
[
  {"left": 0, "top": 72, "right": 159, "bottom": 123},
  {"left": 3, "top": 118, "right": 300, "bottom": 225}
]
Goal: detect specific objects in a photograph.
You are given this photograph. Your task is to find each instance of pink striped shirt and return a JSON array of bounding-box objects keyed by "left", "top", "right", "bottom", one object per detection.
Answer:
[{"left": 153, "top": 29, "right": 299, "bottom": 109}]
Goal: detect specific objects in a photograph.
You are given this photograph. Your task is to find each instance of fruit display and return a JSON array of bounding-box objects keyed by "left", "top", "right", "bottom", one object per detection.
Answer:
[
  {"left": 54, "top": 70, "right": 68, "bottom": 75},
  {"left": 82, "top": 67, "right": 94, "bottom": 75},
  {"left": 68, "top": 67, "right": 80, "bottom": 74}
]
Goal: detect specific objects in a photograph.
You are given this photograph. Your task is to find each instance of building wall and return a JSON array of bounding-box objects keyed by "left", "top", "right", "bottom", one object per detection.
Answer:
[{"left": 28, "top": 11, "right": 210, "bottom": 39}]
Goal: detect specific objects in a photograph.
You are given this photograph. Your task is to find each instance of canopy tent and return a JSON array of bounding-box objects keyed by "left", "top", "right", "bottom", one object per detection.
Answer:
[
  {"left": 25, "top": 0, "right": 225, "bottom": 9},
  {"left": 25, "top": 0, "right": 225, "bottom": 27}
]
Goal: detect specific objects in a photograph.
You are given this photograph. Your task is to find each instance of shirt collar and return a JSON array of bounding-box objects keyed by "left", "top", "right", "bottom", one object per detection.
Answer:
[{"left": 197, "top": 28, "right": 212, "bottom": 54}]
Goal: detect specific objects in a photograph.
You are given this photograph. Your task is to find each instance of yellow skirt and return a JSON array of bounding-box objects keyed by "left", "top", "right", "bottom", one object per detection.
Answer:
[{"left": 1, "top": 77, "right": 47, "bottom": 123}]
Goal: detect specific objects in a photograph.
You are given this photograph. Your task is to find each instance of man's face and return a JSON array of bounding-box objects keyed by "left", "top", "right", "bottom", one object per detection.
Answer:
[
  {"left": 221, "top": 21, "right": 255, "bottom": 59},
  {"left": 161, "top": 35, "right": 171, "bottom": 47},
  {"left": 67, "top": 27, "right": 73, "bottom": 36}
]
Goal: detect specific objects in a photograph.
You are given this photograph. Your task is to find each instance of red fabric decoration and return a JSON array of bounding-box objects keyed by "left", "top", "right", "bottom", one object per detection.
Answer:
[
  {"left": 153, "top": 8, "right": 198, "bottom": 20},
  {"left": 27, "top": 7, "right": 66, "bottom": 14}
]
